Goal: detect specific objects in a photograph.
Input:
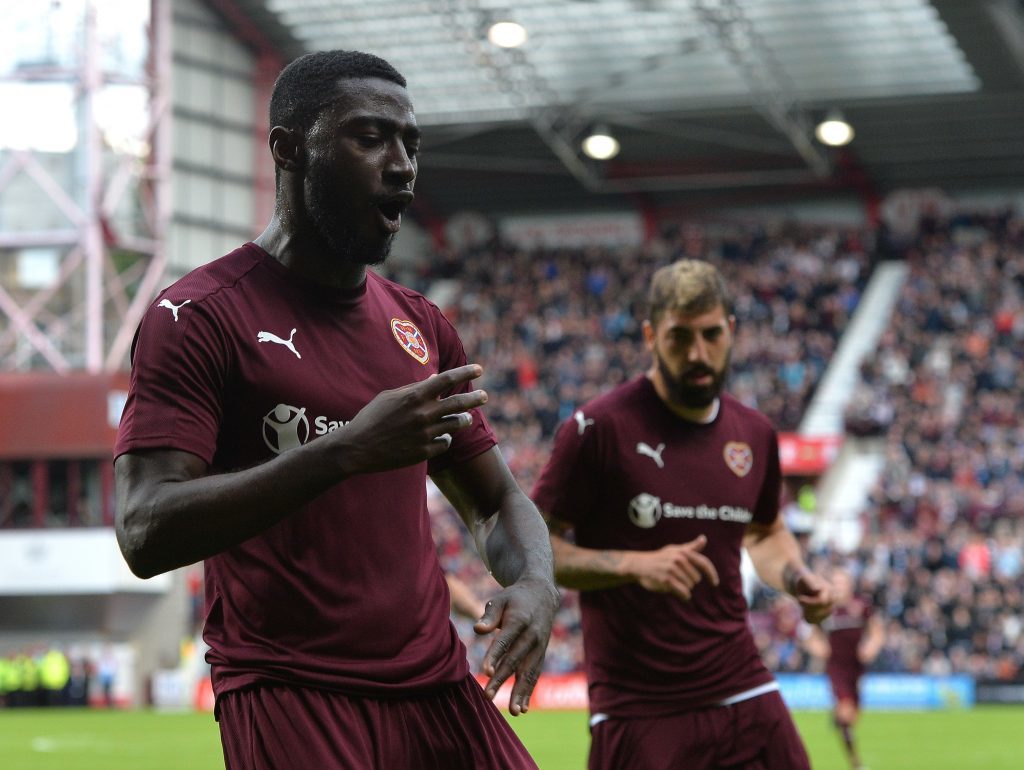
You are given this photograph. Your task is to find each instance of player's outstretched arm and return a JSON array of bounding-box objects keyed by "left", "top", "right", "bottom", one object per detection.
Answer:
[
  {"left": 744, "top": 516, "right": 833, "bottom": 624},
  {"left": 116, "top": 364, "right": 487, "bottom": 579},
  {"left": 545, "top": 524, "right": 719, "bottom": 601},
  {"left": 431, "top": 448, "right": 559, "bottom": 716},
  {"left": 858, "top": 614, "right": 886, "bottom": 665},
  {"left": 803, "top": 625, "right": 831, "bottom": 660}
]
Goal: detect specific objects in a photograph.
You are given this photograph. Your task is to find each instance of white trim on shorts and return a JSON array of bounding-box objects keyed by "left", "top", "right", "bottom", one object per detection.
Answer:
[
  {"left": 588, "top": 680, "right": 780, "bottom": 727},
  {"left": 715, "top": 680, "right": 780, "bottom": 706}
]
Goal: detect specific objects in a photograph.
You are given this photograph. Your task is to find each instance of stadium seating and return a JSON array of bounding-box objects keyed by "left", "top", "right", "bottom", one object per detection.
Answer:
[
  {"left": 751, "top": 210, "right": 1024, "bottom": 682},
  {"left": 419, "top": 212, "right": 1024, "bottom": 682},
  {"left": 417, "top": 219, "right": 875, "bottom": 674}
]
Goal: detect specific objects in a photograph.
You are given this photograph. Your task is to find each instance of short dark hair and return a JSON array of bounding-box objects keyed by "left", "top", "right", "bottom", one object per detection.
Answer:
[
  {"left": 648, "top": 259, "right": 731, "bottom": 325},
  {"left": 269, "top": 50, "right": 407, "bottom": 132}
]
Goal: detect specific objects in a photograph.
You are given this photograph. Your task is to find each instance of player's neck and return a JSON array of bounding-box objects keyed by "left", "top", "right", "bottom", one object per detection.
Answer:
[
  {"left": 254, "top": 221, "right": 368, "bottom": 291},
  {"left": 646, "top": 371, "right": 720, "bottom": 423}
]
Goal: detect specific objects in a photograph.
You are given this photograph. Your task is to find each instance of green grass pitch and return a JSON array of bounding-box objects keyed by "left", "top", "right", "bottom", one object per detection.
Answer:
[{"left": 0, "top": 707, "right": 1022, "bottom": 769}]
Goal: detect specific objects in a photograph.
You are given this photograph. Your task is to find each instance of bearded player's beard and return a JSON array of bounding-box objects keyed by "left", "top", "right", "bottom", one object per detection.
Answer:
[
  {"left": 656, "top": 349, "right": 731, "bottom": 409},
  {"left": 306, "top": 167, "right": 394, "bottom": 267}
]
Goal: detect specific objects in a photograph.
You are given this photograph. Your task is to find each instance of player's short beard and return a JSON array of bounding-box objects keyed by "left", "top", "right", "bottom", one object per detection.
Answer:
[
  {"left": 306, "top": 165, "right": 394, "bottom": 267},
  {"left": 656, "top": 349, "right": 730, "bottom": 409}
]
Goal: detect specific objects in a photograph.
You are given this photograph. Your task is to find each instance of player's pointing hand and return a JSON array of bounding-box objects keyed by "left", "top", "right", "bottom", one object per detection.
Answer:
[
  {"left": 628, "top": 534, "right": 720, "bottom": 601},
  {"left": 333, "top": 364, "right": 488, "bottom": 476}
]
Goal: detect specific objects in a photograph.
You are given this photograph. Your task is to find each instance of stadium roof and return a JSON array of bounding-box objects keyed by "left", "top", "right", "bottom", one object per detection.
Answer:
[{"left": 225, "top": 0, "right": 1024, "bottom": 216}]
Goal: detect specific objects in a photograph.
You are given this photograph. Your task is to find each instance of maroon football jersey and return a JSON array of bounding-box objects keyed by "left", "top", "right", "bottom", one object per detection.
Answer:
[
  {"left": 115, "top": 243, "right": 496, "bottom": 698},
  {"left": 532, "top": 376, "right": 779, "bottom": 717},
  {"left": 823, "top": 598, "right": 872, "bottom": 676}
]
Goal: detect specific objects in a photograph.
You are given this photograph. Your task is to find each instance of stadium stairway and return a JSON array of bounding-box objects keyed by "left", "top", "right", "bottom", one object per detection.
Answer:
[
  {"left": 810, "top": 437, "right": 888, "bottom": 552},
  {"left": 800, "top": 260, "right": 909, "bottom": 553}
]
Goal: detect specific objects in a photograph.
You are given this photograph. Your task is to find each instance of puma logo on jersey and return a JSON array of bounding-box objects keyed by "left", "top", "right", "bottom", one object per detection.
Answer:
[
  {"left": 636, "top": 442, "right": 666, "bottom": 468},
  {"left": 158, "top": 298, "right": 190, "bottom": 322},
  {"left": 257, "top": 328, "right": 301, "bottom": 359},
  {"left": 574, "top": 410, "right": 595, "bottom": 435}
]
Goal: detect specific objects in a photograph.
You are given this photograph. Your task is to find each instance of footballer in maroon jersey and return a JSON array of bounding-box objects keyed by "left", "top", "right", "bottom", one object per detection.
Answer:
[
  {"left": 532, "top": 259, "right": 833, "bottom": 770},
  {"left": 114, "top": 50, "right": 556, "bottom": 770},
  {"left": 806, "top": 568, "right": 885, "bottom": 770}
]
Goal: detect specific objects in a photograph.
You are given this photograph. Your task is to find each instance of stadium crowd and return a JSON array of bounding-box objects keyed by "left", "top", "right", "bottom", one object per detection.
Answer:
[
  {"left": 416, "top": 218, "right": 874, "bottom": 673},
  {"left": 753, "top": 208, "right": 1024, "bottom": 682},
  {"left": 5, "top": 211, "right": 1021, "bottom": 688},
  {"left": 417, "top": 211, "right": 1024, "bottom": 682}
]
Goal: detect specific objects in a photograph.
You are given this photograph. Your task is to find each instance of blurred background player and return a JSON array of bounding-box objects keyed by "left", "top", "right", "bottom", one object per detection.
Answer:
[
  {"left": 532, "top": 258, "right": 833, "bottom": 770},
  {"left": 805, "top": 567, "right": 885, "bottom": 770}
]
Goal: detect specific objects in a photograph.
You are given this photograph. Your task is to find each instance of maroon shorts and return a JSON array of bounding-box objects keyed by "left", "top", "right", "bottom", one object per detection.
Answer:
[
  {"left": 217, "top": 674, "right": 537, "bottom": 770},
  {"left": 827, "top": 667, "right": 862, "bottom": 707},
  {"left": 588, "top": 690, "right": 810, "bottom": 770}
]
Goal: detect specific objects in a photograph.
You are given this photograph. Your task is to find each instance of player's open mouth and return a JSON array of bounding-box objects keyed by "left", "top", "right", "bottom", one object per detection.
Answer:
[{"left": 375, "top": 193, "right": 414, "bottom": 234}]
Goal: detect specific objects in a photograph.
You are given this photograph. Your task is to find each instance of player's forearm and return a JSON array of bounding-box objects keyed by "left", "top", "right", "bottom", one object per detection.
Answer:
[
  {"left": 432, "top": 449, "right": 555, "bottom": 590},
  {"left": 479, "top": 491, "right": 555, "bottom": 589},
  {"left": 744, "top": 526, "right": 808, "bottom": 595},
  {"left": 116, "top": 442, "right": 346, "bottom": 578},
  {"left": 804, "top": 629, "right": 830, "bottom": 659},
  {"left": 549, "top": 535, "right": 639, "bottom": 590},
  {"left": 859, "top": 620, "right": 886, "bottom": 662}
]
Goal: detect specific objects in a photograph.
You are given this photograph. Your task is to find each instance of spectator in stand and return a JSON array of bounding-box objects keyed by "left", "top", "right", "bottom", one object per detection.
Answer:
[{"left": 959, "top": 531, "right": 992, "bottom": 580}]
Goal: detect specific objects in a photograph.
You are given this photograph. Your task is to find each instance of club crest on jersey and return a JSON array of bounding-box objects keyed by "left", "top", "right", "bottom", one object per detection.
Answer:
[
  {"left": 723, "top": 441, "right": 753, "bottom": 477},
  {"left": 391, "top": 318, "right": 429, "bottom": 364}
]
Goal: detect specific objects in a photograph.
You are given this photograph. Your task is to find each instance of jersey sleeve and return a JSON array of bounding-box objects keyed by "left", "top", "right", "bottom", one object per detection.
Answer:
[
  {"left": 530, "top": 412, "right": 602, "bottom": 528},
  {"left": 425, "top": 310, "right": 497, "bottom": 475},
  {"left": 114, "top": 294, "right": 228, "bottom": 465}
]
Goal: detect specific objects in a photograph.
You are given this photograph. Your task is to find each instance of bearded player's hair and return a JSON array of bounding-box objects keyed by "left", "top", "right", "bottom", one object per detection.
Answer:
[
  {"left": 269, "top": 50, "right": 407, "bottom": 133},
  {"left": 647, "top": 259, "right": 732, "bottom": 324}
]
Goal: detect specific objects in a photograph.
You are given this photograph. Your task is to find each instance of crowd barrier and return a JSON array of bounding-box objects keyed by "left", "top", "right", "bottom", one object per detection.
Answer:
[
  {"left": 475, "top": 673, "right": 979, "bottom": 711},
  {"left": 975, "top": 681, "right": 1024, "bottom": 705},
  {"left": 775, "top": 673, "right": 975, "bottom": 709},
  {"left": 185, "top": 672, "right": 981, "bottom": 712}
]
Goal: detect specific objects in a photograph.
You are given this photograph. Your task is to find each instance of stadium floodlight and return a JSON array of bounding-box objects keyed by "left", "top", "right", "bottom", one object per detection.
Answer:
[
  {"left": 814, "top": 110, "right": 855, "bottom": 147},
  {"left": 487, "top": 21, "right": 528, "bottom": 48},
  {"left": 581, "top": 125, "right": 620, "bottom": 161}
]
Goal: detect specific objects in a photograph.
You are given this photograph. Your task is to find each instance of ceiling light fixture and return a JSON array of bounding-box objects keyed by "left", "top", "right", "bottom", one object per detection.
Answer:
[
  {"left": 814, "top": 110, "right": 855, "bottom": 147},
  {"left": 487, "top": 21, "right": 528, "bottom": 48},
  {"left": 581, "top": 125, "right": 620, "bottom": 161}
]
